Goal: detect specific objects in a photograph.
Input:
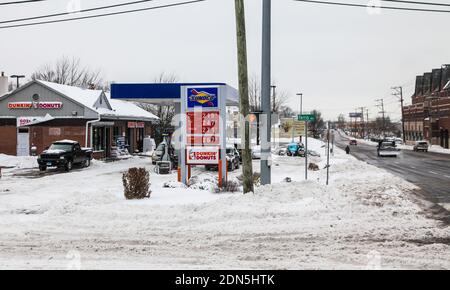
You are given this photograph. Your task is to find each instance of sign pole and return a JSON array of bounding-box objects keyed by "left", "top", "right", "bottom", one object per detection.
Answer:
[
  {"left": 305, "top": 120, "right": 308, "bottom": 181},
  {"left": 260, "top": 0, "right": 271, "bottom": 185},
  {"left": 326, "top": 121, "right": 331, "bottom": 185}
]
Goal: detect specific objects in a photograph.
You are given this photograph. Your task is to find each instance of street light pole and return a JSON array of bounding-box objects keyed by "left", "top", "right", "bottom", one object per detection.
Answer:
[
  {"left": 260, "top": 0, "right": 271, "bottom": 185},
  {"left": 297, "top": 93, "right": 303, "bottom": 142},
  {"left": 297, "top": 93, "right": 303, "bottom": 116}
]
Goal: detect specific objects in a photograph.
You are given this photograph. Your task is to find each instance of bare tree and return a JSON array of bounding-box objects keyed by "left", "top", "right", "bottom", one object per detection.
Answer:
[
  {"left": 31, "top": 56, "right": 103, "bottom": 88},
  {"left": 136, "top": 72, "right": 178, "bottom": 145},
  {"left": 337, "top": 114, "right": 346, "bottom": 129},
  {"left": 248, "top": 75, "right": 289, "bottom": 113},
  {"left": 309, "top": 109, "right": 325, "bottom": 138}
]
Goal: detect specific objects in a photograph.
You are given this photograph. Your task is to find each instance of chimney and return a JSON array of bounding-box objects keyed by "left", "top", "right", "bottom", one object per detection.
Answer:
[{"left": 0, "top": 72, "right": 8, "bottom": 96}]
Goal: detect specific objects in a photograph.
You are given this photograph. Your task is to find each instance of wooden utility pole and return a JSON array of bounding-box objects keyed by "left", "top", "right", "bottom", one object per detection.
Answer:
[{"left": 235, "top": 0, "right": 254, "bottom": 193}]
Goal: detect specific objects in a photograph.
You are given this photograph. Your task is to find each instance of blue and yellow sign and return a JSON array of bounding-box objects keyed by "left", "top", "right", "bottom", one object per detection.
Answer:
[{"left": 187, "top": 88, "right": 218, "bottom": 108}]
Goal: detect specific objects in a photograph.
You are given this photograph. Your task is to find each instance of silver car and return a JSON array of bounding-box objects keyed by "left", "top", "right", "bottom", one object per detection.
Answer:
[{"left": 413, "top": 141, "right": 429, "bottom": 152}]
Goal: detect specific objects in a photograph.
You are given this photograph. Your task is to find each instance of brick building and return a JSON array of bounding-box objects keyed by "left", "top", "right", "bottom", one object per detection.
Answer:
[
  {"left": 0, "top": 80, "right": 158, "bottom": 158},
  {"left": 403, "top": 65, "right": 450, "bottom": 147}
]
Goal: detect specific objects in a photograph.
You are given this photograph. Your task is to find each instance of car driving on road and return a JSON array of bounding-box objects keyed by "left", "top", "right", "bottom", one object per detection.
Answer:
[
  {"left": 413, "top": 141, "right": 429, "bottom": 152},
  {"left": 37, "top": 140, "right": 93, "bottom": 172},
  {"left": 377, "top": 141, "right": 401, "bottom": 157},
  {"left": 349, "top": 139, "right": 357, "bottom": 146}
]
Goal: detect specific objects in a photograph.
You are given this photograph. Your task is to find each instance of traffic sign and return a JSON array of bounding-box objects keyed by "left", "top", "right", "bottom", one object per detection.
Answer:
[
  {"left": 293, "top": 120, "right": 306, "bottom": 135},
  {"left": 298, "top": 114, "right": 316, "bottom": 122}
]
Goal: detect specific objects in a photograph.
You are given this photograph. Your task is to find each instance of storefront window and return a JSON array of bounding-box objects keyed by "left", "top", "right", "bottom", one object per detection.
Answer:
[{"left": 93, "top": 127, "right": 105, "bottom": 151}]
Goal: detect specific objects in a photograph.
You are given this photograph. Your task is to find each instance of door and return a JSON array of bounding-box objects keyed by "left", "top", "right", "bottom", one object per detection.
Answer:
[{"left": 17, "top": 128, "right": 30, "bottom": 156}]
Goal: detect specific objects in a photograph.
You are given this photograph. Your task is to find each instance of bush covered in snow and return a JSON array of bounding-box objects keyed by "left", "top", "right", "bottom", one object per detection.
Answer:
[
  {"left": 122, "top": 167, "right": 151, "bottom": 200},
  {"left": 214, "top": 179, "right": 241, "bottom": 193},
  {"left": 237, "top": 172, "right": 261, "bottom": 186}
]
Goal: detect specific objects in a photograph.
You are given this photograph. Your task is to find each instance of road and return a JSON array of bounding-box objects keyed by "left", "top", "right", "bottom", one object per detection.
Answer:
[{"left": 335, "top": 134, "right": 450, "bottom": 207}]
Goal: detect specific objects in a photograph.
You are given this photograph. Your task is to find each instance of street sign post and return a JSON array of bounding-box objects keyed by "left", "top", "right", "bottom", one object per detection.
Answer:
[{"left": 298, "top": 114, "right": 316, "bottom": 122}]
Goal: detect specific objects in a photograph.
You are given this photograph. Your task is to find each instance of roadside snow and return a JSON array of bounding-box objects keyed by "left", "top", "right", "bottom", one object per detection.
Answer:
[
  {"left": 0, "top": 154, "right": 37, "bottom": 169},
  {"left": 0, "top": 140, "right": 448, "bottom": 270}
]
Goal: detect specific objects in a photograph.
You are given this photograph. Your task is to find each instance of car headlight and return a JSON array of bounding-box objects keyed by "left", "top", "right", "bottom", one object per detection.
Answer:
[{"left": 60, "top": 156, "right": 65, "bottom": 160}]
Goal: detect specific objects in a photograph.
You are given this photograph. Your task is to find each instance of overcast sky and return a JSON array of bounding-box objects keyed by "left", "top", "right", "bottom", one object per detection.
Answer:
[{"left": 1, "top": 0, "right": 449, "bottom": 121}]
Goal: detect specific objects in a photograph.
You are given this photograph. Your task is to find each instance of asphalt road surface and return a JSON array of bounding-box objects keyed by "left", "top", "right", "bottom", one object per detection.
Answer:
[{"left": 335, "top": 134, "right": 450, "bottom": 207}]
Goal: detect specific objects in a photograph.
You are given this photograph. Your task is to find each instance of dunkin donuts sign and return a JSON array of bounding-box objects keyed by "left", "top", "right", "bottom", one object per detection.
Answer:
[
  {"left": 8, "top": 102, "right": 63, "bottom": 109},
  {"left": 186, "top": 146, "right": 219, "bottom": 165}
]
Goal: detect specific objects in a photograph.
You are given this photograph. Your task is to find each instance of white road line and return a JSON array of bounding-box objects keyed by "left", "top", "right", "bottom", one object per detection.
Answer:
[{"left": 429, "top": 171, "right": 439, "bottom": 175}]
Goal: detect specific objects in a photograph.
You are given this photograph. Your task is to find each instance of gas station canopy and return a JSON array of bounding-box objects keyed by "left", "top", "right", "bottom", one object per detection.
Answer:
[{"left": 111, "top": 83, "right": 239, "bottom": 106}]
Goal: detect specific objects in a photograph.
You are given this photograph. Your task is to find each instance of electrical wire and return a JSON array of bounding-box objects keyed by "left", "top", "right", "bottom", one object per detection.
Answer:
[
  {"left": 0, "top": 0, "right": 206, "bottom": 30},
  {"left": 381, "top": 0, "right": 450, "bottom": 7},
  {"left": 0, "top": 0, "right": 156, "bottom": 25},
  {"left": 293, "top": 0, "right": 450, "bottom": 13},
  {"left": 0, "top": 0, "right": 44, "bottom": 6}
]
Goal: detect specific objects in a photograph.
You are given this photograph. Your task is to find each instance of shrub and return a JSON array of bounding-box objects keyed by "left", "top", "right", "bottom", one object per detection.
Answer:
[
  {"left": 213, "top": 179, "right": 241, "bottom": 193},
  {"left": 236, "top": 172, "right": 261, "bottom": 186},
  {"left": 122, "top": 167, "right": 151, "bottom": 200}
]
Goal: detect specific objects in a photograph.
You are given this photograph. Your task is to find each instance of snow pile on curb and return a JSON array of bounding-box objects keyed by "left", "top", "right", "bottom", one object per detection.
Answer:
[
  {"left": 0, "top": 154, "right": 37, "bottom": 169},
  {"left": 0, "top": 143, "right": 449, "bottom": 269}
]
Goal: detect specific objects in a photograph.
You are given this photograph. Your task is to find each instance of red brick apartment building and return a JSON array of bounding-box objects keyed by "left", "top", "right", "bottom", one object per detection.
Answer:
[{"left": 403, "top": 65, "right": 450, "bottom": 148}]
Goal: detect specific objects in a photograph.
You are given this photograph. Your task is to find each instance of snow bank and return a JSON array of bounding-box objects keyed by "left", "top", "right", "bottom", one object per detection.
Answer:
[
  {"left": 0, "top": 142, "right": 448, "bottom": 270},
  {"left": 0, "top": 154, "right": 37, "bottom": 169}
]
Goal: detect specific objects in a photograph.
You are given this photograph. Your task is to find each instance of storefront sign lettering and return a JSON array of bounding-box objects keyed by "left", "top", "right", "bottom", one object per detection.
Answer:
[
  {"left": 8, "top": 102, "right": 63, "bottom": 109},
  {"left": 186, "top": 146, "right": 219, "bottom": 165}
]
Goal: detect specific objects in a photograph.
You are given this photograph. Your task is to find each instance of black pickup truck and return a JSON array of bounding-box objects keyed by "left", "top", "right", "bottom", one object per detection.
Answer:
[{"left": 37, "top": 140, "right": 93, "bottom": 172}]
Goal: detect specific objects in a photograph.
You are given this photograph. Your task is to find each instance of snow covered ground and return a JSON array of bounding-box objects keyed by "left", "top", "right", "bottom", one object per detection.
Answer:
[{"left": 0, "top": 139, "right": 448, "bottom": 270}]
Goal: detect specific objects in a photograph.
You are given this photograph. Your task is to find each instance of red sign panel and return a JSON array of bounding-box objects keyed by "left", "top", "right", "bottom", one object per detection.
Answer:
[
  {"left": 187, "top": 135, "right": 220, "bottom": 146},
  {"left": 186, "top": 111, "right": 220, "bottom": 135},
  {"left": 128, "top": 122, "right": 145, "bottom": 128}
]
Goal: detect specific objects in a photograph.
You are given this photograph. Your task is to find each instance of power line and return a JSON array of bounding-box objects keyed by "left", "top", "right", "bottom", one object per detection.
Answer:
[
  {"left": 382, "top": 0, "right": 450, "bottom": 7},
  {"left": 0, "top": 0, "right": 156, "bottom": 25},
  {"left": 0, "top": 0, "right": 44, "bottom": 6},
  {"left": 0, "top": 0, "right": 206, "bottom": 30},
  {"left": 293, "top": 0, "right": 450, "bottom": 13}
]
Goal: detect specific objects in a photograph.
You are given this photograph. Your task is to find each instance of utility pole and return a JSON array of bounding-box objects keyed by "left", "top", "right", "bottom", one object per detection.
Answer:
[
  {"left": 359, "top": 107, "right": 366, "bottom": 139},
  {"left": 392, "top": 86, "right": 406, "bottom": 143},
  {"left": 366, "top": 109, "right": 369, "bottom": 137},
  {"left": 260, "top": 0, "right": 272, "bottom": 185},
  {"left": 376, "top": 99, "right": 386, "bottom": 137},
  {"left": 234, "top": 0, "right": 254, "bottom": 193}
]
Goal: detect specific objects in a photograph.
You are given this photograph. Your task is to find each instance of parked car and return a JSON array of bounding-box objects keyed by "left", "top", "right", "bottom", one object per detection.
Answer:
[
  {"left": 276, "top": 146, "right": 287, "bottom": 156},
  {"left": 349, "top": 139, "right": 357, "bottom": 146},
  {"left": 251, "top": 145, "right": 261, "bottom": 159},
  {"left": 286, "top": 142, "right": 305, "bottom": 157},
  {"left": 413, "top": 141, "right": 429, "bottom": 152},
  {"left": 377, "top": 141, "right": 401, "bottom": 157},
  {"left": 37, "top": 140, "right": 93, "bottom": 172},
  {"left": 206, "top": 146, "right": 240, "bottom": 172}
]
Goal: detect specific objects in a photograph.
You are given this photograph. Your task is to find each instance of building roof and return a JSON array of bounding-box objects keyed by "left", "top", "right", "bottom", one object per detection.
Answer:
[
  {"left": 37, "top": 80, "right": 104, "bottom": 109},
  {"left": 101, "top": 93, "right": 159, "bottom": 121},
  {"left": 36, "top": 80, "right": 158, "bottom": 122}
]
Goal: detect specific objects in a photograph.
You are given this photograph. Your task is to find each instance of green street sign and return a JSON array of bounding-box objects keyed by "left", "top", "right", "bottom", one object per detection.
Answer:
[{"left": 298, "top": 114, "right": 316, "bottom": 122}]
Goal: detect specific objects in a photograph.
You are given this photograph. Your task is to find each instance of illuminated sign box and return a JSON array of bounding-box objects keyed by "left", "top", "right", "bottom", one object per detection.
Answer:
[{"left": 186, "top": 146, "right": 220, "bottom": 165}]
